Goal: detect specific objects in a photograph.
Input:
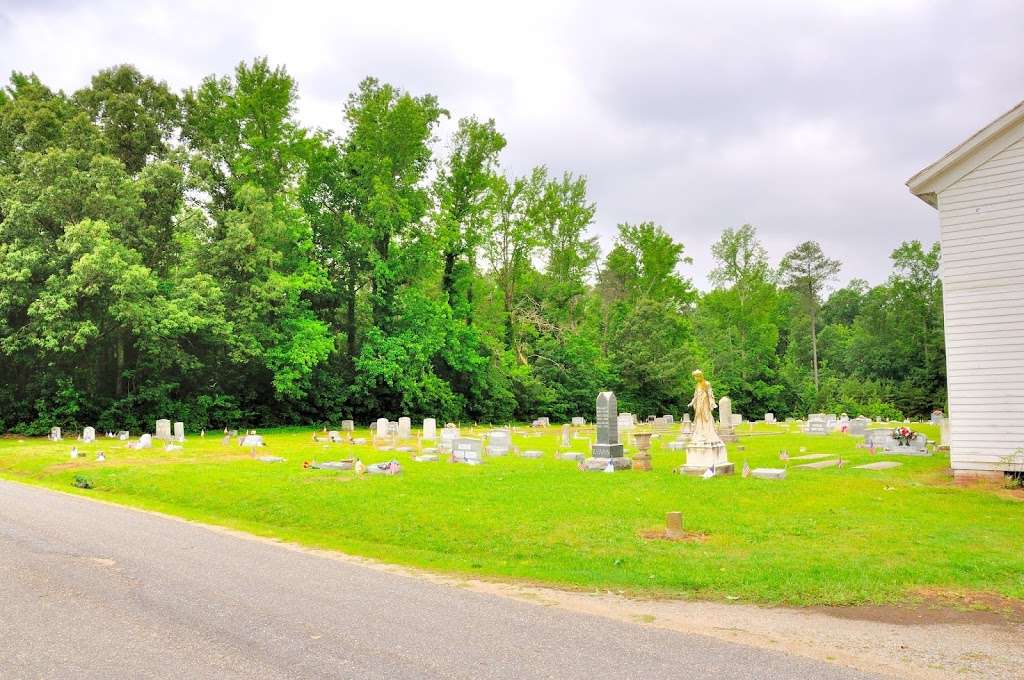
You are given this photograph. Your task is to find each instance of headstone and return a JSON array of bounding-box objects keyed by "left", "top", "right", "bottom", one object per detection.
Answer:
[
  {"left": 571, "top": 417, "right": 585, "bottom": 427},
  {"left": 117, "top": 431, "right": 129, "bottom": 441},
  {"left": 240, "top": 434, "right": 264, "bottom": 448},
  {"left": 616, "top": 413, "right": 635, "bottom": 431},
  {"left": 82, "top": 426, "right": 96, "bottom": 443},
  {"left": 398, "top": 417, "right": 412, "bottom": 439},
  {"left": 173, "top": 421, "right": 185, "bottom": 442},
  {"left": 521, "top": 450, "right": 543, "bottom": 458},
  {"left": 588, "top": 391, "right": 630, "bottom": 469},
  {"left": 806, "top": 414, "right": 829, "bottom": 435},
  {"left": 939, "top": 417, "right": 951, "bottom": 449},
  {"left": 864, "top": 429, "right": 890, "bottom": 448},
  {"left": 665, "top": 512, "right": 683, "bottom": 538},
  {"left": 487, "top": 430, "right": 511, "bottom": 455},
  {"left": 848, "top": 416, "right": 870, "bottom": 436},
  {"left": 930, "top": 410, "right": 944, "bottom": 425},
  {"left": 752, "top": 468, "right": 787, "bottom": 480},
  {"left": 136, "top": 434, "right": 152, "bottom": 449},
  {"left": 731, "top": 413, "right": 742, "bottom": 426},
  {"left": 49, "top": 427, "right": 62, "bottom": 441},
  {"left": 341, "top": 420, "right": 355, "bottom": 432},
  {"left": 328, "top": 430, "right": 342, "bottom": 442},
  {"left": 764, "top": 413, "right": 775, "bottom": 424},
  {"left": 439, "top": 425, "right": 460, "bottom": 452},
  {"left": 155, "top": 419, "right": 172, "bottom": 441},
  {"left": 663, "top": 415, "right": 674, "bottom": 425},
  {"left": 387, "top": 421, "right": 399, "bottom": 436},
  {"left": 422, "top": 418, "right": 437, "bottom": 440},
  {"left": 561, "top": 424, "right": 571, "bottom": 448},
  {"left": 717, "top": 396, "right": 737, "bottom": 442},
  {"left": 452, "top": 438, "right": 484, "bottom": 463},
  {"left": 375, "top": 418, "right": 388, "bottom": 438}
]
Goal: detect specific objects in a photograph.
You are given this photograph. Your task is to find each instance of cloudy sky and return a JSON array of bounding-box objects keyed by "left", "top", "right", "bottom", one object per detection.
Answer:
[{"left": 2, "top": 0, "right": 1022, "bottom": 289}]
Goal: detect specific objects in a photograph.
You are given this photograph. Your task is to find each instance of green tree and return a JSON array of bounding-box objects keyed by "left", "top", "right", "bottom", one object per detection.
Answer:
[{"left": 779, "top": 241, "right": 841, "bottom": 392}]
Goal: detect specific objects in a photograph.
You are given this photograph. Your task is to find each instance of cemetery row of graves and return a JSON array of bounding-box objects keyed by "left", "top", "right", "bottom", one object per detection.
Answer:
[{"left": 4, "top": 391, "right": 1021, "bottom": 607}]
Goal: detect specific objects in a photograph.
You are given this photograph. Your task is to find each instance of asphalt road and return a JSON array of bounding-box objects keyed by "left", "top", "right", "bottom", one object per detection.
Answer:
[{"left": 0, "top": 480, "right": 880, "bottom": 679}]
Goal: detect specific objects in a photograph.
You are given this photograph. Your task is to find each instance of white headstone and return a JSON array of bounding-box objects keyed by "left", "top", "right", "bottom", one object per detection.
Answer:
[
  {"left": 137, "top": 433, "right": 152, "bottom": 449},
  {"left": 50, "top": 427, "right": 62, "bottom": 441},
  {"left": 718, "top": 397, "right": 733, "bottom": 431},
  {"left": 82, "top": 427, "right": 96, "bottom": 443},
  {"left": 398, "top": 417, "right": 411, "bottom": 439},
  {"left": 561, "top": 424, "right": 571, "bottom": 447},
  {"left": 571, "top": 417, "right": 585, "bottom": 427},
  {"left": 155, "top": 419, "right": 172, "bottom": 441},
  {"left": 173, "top": 421, "right": 185, "bottom": 442},
  {"left": 375, "top": 418, "right": 388, "bottom": 438},
  {"left": 422, "top": 418, "right": 437, "bottom": 440}
]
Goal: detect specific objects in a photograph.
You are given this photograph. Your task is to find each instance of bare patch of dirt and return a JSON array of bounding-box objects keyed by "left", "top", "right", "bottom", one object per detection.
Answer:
[
  {"left": 816, "top": 589, "right": 1024, "bottom": 627},
  {"left": 638, "top": 529, "right": 708, "bottom": 543}
]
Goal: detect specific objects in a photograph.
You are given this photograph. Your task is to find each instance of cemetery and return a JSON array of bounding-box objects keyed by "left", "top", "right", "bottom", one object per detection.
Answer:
[{"left": 2, "top": 407, "right": 1023, "bottom": 608}]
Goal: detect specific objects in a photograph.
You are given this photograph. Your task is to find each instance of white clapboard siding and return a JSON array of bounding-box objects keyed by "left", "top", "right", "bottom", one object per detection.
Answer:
[{"left": 938, "top": 135, "right": 1024, "bottom": 471}]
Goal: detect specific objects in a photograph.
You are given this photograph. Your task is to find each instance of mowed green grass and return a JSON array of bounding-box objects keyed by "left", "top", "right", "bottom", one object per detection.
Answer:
[{"left": 2, "top": 421, "right": 1022, "bottom": 606}]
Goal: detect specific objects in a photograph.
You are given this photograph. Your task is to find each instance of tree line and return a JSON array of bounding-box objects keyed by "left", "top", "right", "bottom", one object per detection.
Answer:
[{"left": 0, "top": 59, "right": 946, "bottom": 433}]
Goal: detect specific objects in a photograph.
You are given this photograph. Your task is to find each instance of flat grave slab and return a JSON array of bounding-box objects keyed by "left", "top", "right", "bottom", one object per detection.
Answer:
[
  {"left": 795, "top": 459, "right": 841, "bottom": 469},
  {"left": 316, "top": 461, "right": 353, "bottom": 470},
  {"left": 751, "top": 467, "right": 786, "bottom": 480},
  {"left": 855, "top": 461, "right": 903, "bottom": 470},
  {"left": 557, "top": 452, "right": 584, "bottom": 462},
  {"left": 256, "top": 456, "right": 284, "bottom": 463},
  {"left": 791, "top": 453, "right": 832, "bottom": 460},
  {"left": 413, "top": 454, "right": 439, "bottom": 462},
  {"left": 521, "top": 450, "right": 543, "bottom": 458}
]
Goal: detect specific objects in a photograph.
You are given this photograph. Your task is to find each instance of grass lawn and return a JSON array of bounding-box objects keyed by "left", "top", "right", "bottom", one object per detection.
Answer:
[{"left": 2, "top": 421, "right": 1022, "bottom": 607}]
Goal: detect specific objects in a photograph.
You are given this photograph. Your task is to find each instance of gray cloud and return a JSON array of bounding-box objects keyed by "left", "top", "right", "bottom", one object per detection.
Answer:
[{"left": 2, "top": 0, "right": 1021, "bottom": 290}]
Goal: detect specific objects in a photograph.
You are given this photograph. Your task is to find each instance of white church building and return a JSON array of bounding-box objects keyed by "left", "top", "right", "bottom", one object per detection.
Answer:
[{"left": 908, "top": 101, "right": 1024, "bottom": 480}]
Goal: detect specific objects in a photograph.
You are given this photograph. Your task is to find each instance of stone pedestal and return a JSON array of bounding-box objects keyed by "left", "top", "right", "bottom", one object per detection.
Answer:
[
  {"left": 583, "top": 456, "right": 633, "bottom": 470},
  {"left": 717, "top": 426, "right": 738, "bottom": 443},
  {"left": 591, "top": 442, "right": 624, "bottom": 458},
  {"left": 679, "top": 440, "right": 733, "bottom": 476},
  {"left": 631, "top": 452, "right": 651, "bottom": 471}
]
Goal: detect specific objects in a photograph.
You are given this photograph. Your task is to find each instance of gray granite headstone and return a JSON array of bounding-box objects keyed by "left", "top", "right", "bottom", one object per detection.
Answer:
[{"left": 592, "top": 391, "right": 624, "bottom": 458}]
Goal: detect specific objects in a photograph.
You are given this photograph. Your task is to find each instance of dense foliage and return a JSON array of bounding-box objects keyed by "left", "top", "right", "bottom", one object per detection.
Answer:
[{"left": 0, "top": 61, "right": 946, "bottom": 433}]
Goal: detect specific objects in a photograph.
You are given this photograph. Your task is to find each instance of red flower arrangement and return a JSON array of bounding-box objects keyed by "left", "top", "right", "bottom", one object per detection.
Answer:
[{"left": 892, "top": 426, "right": 917, "bottom": 446}]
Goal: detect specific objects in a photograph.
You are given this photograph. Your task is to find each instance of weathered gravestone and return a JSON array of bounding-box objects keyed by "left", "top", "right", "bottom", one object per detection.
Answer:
[
  {"left": 439, "top": 425, "right": 459, "bottom": 452},
  {"left": 561, "top": 424, "right": 571, "bottom": 448},
  {"left": 587, "top": 391, "right": 630, "bottom": 470},
  {"left": 422, "top": 418, "right": 437, "bottom": 440},
  {"left": 240, "top": 434, "right": 264, "bottom": 448},
  {"left": 328, "top": 430, "right": 342, "bottom": 442},
  {"left": 616, "top": 413, "right": 635, "bottom": 431},
  {"left": 340, "top": 420, "right": 354, "bottom": 432},
  {"left": 117, "top": 431, "right": 129, "bottom": 440},
  {"left": 806, "top": 415, "right": 829, "bottom": 435},
  {"left": 398, "top": 417, "right": 412, "bottom": 439},
  {"left": 155, "top": 419, "right": 172, "bottom": 441},
  {"left": 82, "top": 427, "right": 96, "bottom": 443},
  {"left": 487, "top": 430, "right": 511, "bottom": 456},
  {"left": 764, "top": 413, "right": 776, "bottom": 424},
  {"left": 50, "top": 427, "right": 62, "bottom": 441},
  {"left": 173, "top": 422, "right": 185, "bottom": 442},
  {"left": 848, "top": 416, "right": 870, "bottom": 436},
  {"left": 717, "top": 397, "right": 737, "bottom": 442},
  {"left": 864, "top": 429, "right": 889, "bottom": 448},
  {"left": 452, "top": 438, "right": 484, "bottom": 463},
  {"left": 136, "top": 434, "right": 152, "bottom": 449},
  {"left": 571, "top": 417, "right": 585, "bottom": 427},
  {"left": 375, "top": 418, "right": 389, "bottom": 439}
]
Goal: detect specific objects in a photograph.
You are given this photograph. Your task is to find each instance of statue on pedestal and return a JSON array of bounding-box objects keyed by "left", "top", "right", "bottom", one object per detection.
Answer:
[{"left": 679, "top": 369, "right": 734, "bottom": 476}]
